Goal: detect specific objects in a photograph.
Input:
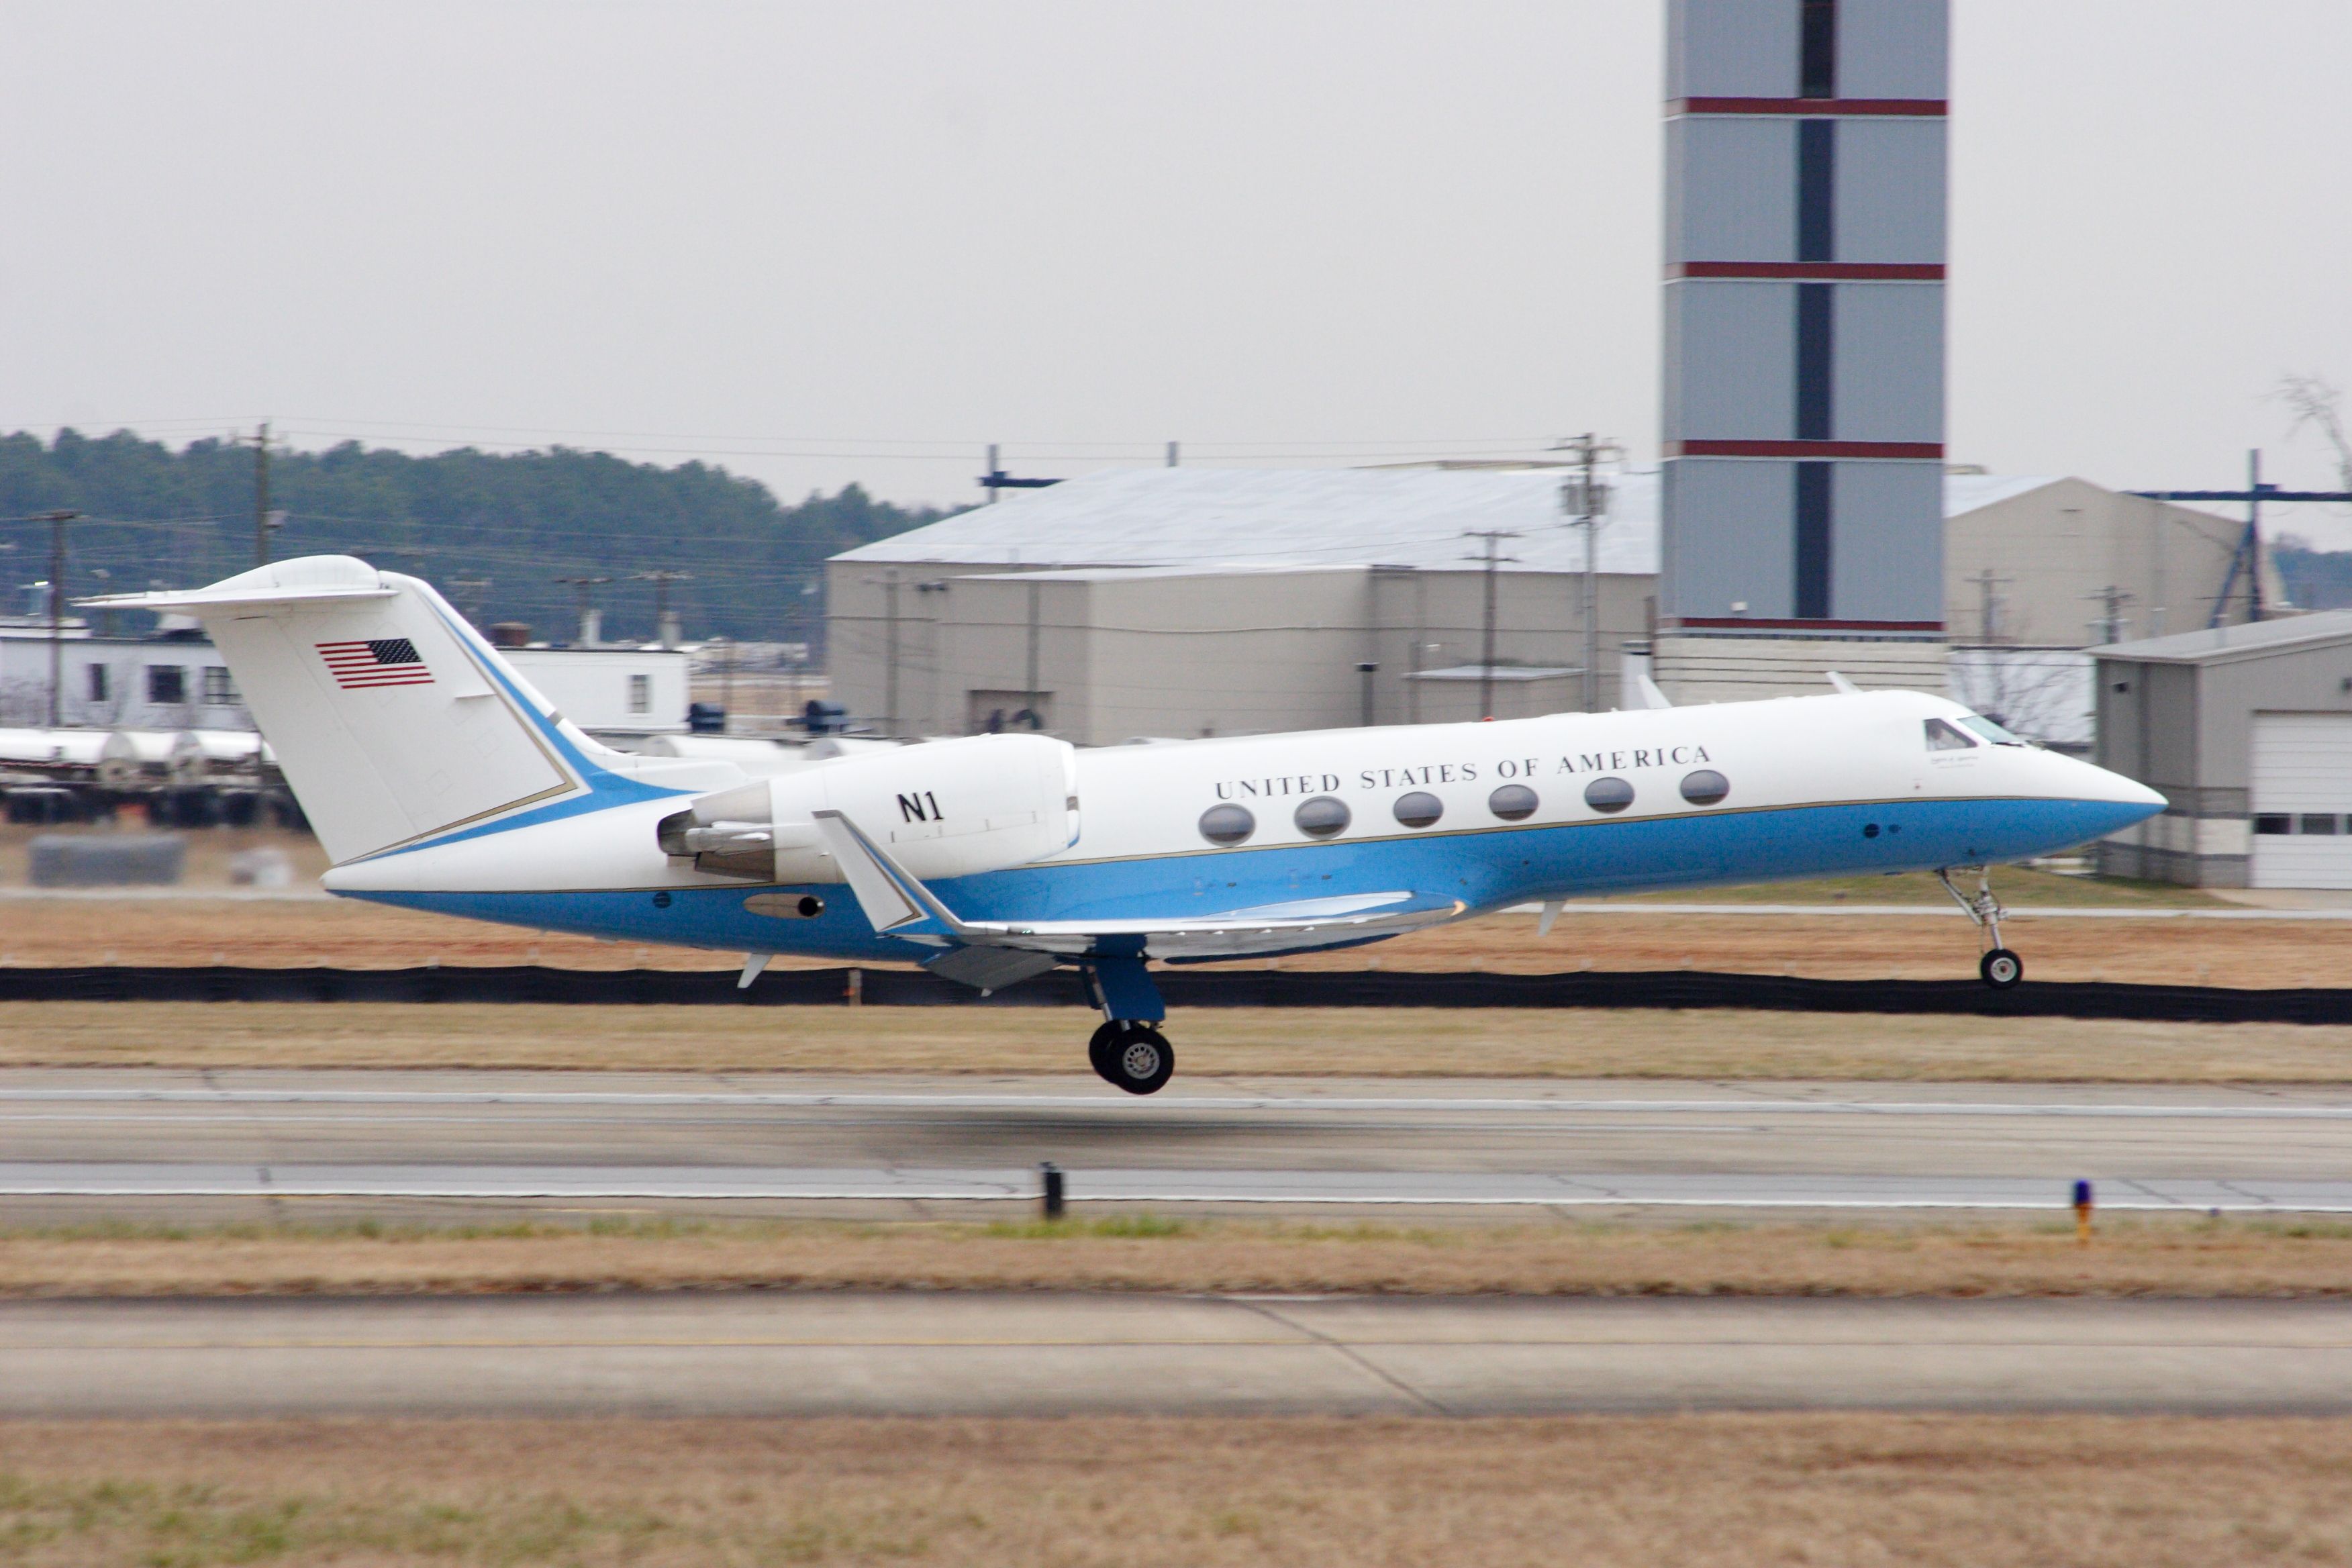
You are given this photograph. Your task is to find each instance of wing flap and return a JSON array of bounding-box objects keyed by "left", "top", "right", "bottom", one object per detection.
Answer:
[{"left": 811, "top": 805, "right": 1461, "bottom": 969}]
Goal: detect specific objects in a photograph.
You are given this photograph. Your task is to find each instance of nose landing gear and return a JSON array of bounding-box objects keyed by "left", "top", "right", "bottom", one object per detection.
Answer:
[{"left": 1939, "top": 867, "right": 2022, "bottom": 989}]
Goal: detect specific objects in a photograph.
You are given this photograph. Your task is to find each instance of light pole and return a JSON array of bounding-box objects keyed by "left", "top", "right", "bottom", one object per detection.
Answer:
[{"left": 38, "top": 510, "right": 81, "bottom": 727}]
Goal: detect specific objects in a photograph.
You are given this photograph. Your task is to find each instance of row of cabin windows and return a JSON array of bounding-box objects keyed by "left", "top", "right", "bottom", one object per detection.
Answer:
[
  {"left": 1198, "top": 770, "right": 1734, "bottom": 846},
  {"left": 81, "top": 665, "right": 239, "bottom": 705}
]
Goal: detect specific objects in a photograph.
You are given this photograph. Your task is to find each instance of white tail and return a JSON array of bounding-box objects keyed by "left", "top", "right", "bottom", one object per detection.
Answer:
[{"left": 92, "top": 556, "right": 589, "bottom": 862}]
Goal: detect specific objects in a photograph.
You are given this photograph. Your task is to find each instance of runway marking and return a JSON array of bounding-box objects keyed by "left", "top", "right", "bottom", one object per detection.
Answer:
[
  {"left": 3, "top": 1088, "right": 2347, "bottom": 1118},
  {"left": 8, "top": 1164, "right": 2352, "bottom": 1210}
]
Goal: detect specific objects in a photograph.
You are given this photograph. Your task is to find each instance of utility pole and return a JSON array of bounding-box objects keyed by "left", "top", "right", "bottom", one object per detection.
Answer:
[
  {"left": 1553, "top": 434, "right": 1623, "bottom": 712},
  {"left": 636, "top": 570, "right": 691, "bottom": 649},
  {"left": 241, "top": 424, "right": 280, "bottom": 566},
  {"left": 554, "top": 575, "right": 612, "bottom": 646},
  {"left": 38, "top": 510, "right": 80, "bottom": 727},
  {"left": 1463, "top": 530, "right": 1520, "bottom": 721},
  {"left": 986, "top": 444, "right": 999, "bottom": 505},
  {"left": 1970, "top": 568, "right": 2011, "bottom": 644},
  {"left": 883, "top": 571, "right": 901, "bottom": 734},
  {"left": 2086, "top": 584, "right": 2135, "bottom": 646},
  {"left": 1024, "top": 579, "right": 1042, "bottom": 730},
  {"left": 1357, "top": 661, "right": 1378, "bottom": 728},
  {"left": 1166, "top": 440, "right": 1180, "bottom": 467}
]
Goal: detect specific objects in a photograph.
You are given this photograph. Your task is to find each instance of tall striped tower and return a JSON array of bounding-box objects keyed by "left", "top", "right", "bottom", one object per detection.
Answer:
[{"left": 1658, "top": 0, "right": 1947, "bottom": 664}]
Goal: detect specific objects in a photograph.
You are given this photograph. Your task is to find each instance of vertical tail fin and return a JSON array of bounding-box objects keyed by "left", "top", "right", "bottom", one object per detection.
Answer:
[{"left": 87, "top": 556, "right": 592, "bottom": 862}]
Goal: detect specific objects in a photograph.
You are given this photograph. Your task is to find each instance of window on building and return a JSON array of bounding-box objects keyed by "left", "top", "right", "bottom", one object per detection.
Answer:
[
  {"left": 85, "top": 665, "right": 109, "bottom": 703},
  {"left": 628, "top": 673, "right": 652, "bottom": 714},
  {"left": 201, "top": 667, "right": 238, "bottom": 705},
  {"left": 2302, "top": 814, "right": 2341, "bottom": 836},
  {"left": 146, "top": 665, "right": 186, "bottom": 705},
  {"left": 1924, "top": 718, "right": 1976, "bottom": 751},
  {"left": 2255, "top": 815, "right": 2293, "bottom": 836}
]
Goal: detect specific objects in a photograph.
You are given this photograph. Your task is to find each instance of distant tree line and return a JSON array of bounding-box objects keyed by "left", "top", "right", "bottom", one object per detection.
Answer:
[
  {"left": 0, "top": 428, "right": 952, "bottom": 656},
  {"left": 2274, "top": 540, "right": 2352, "bottom": 613}
]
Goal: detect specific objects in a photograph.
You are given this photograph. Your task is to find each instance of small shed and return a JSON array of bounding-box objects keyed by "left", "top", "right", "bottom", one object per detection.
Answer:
[{"left": 2094, "top": 611, "right": 2352, "bottom": 888}]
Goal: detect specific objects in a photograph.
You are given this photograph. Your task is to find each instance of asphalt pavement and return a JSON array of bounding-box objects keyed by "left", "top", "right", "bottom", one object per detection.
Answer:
[
  {"left": 7, "top": 1293, "right": 2351, "bottom": 1416},
  {"left": 2, "top": 1069, "right": 2351, "bottom": 1212}
]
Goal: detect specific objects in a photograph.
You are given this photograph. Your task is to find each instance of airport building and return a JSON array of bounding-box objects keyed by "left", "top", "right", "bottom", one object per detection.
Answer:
[
  {"left": 826, "top": 464, "right": 2251, "bottom": 748},
  {"left": 0, "top": 620, "right": 690, "bottom": 739},
  {"left": 1657, "top": 0, "right": 1950, "bottom": 685},
  {"left": 2094, "top": 612, "right": 2352, "bottom": 889}
]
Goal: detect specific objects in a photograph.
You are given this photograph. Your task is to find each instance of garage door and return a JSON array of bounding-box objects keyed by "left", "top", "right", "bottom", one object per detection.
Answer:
[{"left": 2251, "top": 713, "right": 2352, "bottom": 888}]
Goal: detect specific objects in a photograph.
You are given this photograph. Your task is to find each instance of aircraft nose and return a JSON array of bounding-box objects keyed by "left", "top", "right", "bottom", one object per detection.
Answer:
[{"left": 2071, "top": 758, "right": 2165, "bottom": 818}]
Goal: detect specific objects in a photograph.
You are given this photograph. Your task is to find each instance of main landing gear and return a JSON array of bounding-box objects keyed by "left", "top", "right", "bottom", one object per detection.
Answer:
[
  {"left": 1089, "top": 1020, "right": 1175, "bottom": 1095},
  {"left": 1939, "top": 866, "right": 2022, "bottom": 989},
  {"left": 1083, "top": 954, "right": 1174, "bottom": 1095}
]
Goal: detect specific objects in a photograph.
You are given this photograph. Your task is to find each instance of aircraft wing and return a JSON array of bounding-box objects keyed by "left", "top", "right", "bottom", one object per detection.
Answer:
[{"left": 809, "top": 810, "right": 1463, "bottom": 972}]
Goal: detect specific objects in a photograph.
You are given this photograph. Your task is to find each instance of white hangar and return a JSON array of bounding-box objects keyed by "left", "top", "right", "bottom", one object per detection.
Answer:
[{"left": 826, "top": 464, "right": 2257, "bottom": 748}]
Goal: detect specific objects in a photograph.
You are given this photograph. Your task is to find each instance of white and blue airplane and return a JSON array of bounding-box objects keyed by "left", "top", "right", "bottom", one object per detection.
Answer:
[{"left": 96, "top": 554, "right": 2165, "bottom": 1093}]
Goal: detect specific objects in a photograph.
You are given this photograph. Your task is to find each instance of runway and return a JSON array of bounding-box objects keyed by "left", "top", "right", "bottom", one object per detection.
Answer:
[
  {"left": 9, "top": 1293, "right": 2352, "bottom": 1416},
  {"left": 5, "top": 1069, "right": 2352, "bottom": 1212}
]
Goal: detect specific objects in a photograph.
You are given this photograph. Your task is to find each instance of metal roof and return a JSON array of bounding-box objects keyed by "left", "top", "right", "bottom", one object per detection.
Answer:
[
  {"left": 834, "top": 466, "right": 2075, "bottom": 575},
  {"left": 2094, "top": 609, "right": 2352, "bottom": 665}
]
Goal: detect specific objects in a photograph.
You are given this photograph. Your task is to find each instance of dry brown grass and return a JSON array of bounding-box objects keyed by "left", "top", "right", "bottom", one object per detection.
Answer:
[
  {"left": 1, "top": 1412, "right": 2347, "bottom": 1566},
  {"left": 7, "top": 999, "right": 2352, "bottom": 1081},
  {"left": 10, "top": 1213, "right": 2352, "bottom": 1300}
]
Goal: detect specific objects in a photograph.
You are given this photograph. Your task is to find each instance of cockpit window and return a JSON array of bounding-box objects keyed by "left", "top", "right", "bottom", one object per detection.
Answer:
[
  {"left": 1960, "top": 714, "right": 2026, "bottom": 746},
  {"left": 1923, "top": 718, "right": 1977, "bottom": 752}
]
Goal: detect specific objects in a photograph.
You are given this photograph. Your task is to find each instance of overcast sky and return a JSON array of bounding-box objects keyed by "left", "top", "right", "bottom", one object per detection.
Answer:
[{"left": 3, "top": 1, "right": 2349, "bottom": 539}]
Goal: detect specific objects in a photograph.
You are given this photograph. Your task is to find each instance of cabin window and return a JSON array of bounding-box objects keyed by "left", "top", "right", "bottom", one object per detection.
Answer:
[
  {"left": 1393, "top": 791, "right": 1444, "bottom": 829},
  {"left": 201, "top": 667, "right": 238, "bottom": 705},
  {"left": 1294, "top": 795, "right": 1351, "bottom": 838},
  {"left": 1198, "top": 803, "right": 1255, "bottom": 846},
  {"left": 1488, "top": 784, "right": 1538, "bottom": 822},
  {"left": 2255, "top": 815, "right": 2292, "bottom": 836},
  {"left": 1584, "top": 776, "right": 1635, "bottom": 814},
  {"left": 1923, "top": 718, "right": 1975, "bottom": 751},
  {"left": 146, "top": 665, "right": 186, "bottom": 705},
  {"left": 1679, "top": 769, "right": 1730, "bottom": 805}
]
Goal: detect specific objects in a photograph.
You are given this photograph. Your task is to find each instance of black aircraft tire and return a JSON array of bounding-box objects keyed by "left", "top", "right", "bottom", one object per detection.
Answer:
[
  {"left": 1980, "top": 948, "right": 2023, "bottom": 989},
  {"left": 1087, "top": 1021, "right": 1123, "bottom": 1084},
  {"left": 1105, "top": 1027, "right": 1175, "bottom": 1096}
]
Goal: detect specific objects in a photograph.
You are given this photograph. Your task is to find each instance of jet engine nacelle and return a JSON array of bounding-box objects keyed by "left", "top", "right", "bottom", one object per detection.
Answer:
[{"left": 656, "top": 732, "right": 1079, "bottom": 883}]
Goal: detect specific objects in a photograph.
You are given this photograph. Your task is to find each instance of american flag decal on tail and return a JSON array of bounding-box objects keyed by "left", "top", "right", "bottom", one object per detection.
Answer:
[{"left": 317, "top": 638, "right": 434, "bottom": 689}]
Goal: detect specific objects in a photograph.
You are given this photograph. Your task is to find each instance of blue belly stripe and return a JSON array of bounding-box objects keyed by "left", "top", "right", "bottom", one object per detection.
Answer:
[{"left": 346, "top": 794, "right": 2157, "bottom": 961}]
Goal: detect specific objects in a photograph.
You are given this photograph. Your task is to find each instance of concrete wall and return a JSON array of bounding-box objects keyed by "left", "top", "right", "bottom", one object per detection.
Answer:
[
  {"left": 1653, "top": 633, "right": 1949, "bottom": 704},
  {"left": 1947, "top": 480, "right": 2253, "bottom": 646},
  {"left": 826, "top": 561, "right": 1655, "bottom": 745}
]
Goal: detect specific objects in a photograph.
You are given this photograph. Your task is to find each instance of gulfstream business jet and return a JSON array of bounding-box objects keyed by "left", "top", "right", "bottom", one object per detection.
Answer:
[{"left": 94, "top": 556, "right": 2164, "bottom": 1094}]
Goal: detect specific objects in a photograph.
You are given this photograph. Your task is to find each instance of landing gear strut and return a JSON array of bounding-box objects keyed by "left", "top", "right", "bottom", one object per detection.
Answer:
[{"left": 1939, "top": 866, "right": 2022, "bottom": 989}]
